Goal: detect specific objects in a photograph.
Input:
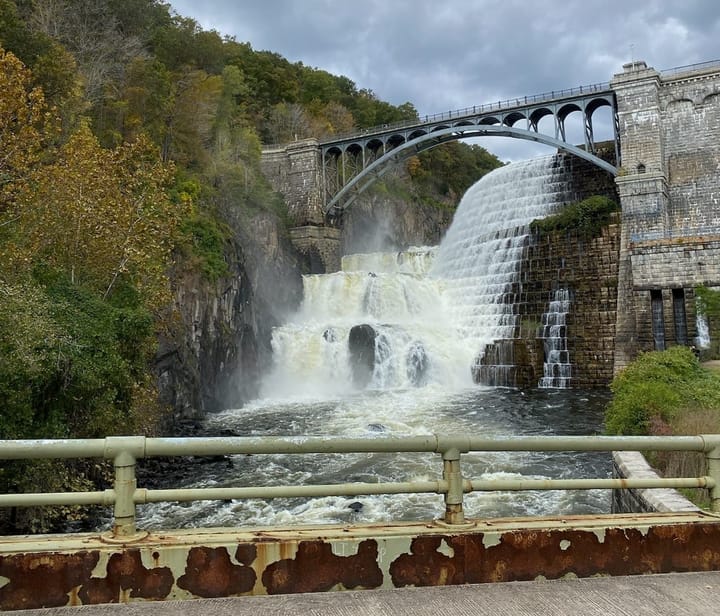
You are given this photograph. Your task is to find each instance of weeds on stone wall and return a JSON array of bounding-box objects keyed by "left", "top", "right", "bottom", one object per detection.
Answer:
[{"left": 530, "top": 195, "right": 619, "bottom": 237}]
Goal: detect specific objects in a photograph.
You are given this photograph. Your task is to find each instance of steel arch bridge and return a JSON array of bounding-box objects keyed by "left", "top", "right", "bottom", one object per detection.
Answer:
[{"left": 320, "top": 84, "right": 619, "bottom": 218}]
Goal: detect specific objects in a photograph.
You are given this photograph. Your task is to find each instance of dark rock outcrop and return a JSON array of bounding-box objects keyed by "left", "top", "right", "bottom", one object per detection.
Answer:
[
  {"left": 406, "top": 341, "right": 429, "bottom": 386},
  {"left": 156, "top": 211, "right": 303, "bottom": 423},
  {"left": 348, "top": 324, "right": 377, "bottom": 388}
]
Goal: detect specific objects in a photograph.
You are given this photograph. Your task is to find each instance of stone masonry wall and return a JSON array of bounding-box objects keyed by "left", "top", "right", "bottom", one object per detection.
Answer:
[
  {"left": 520, "top": 217, "right": 621, "bottom": 387},
  {"left": 611, "top": 61, "right": 720, "bottom": 368},
  {"left": 260, "top": 139, "right": 324, "bottom": 226},
  {"left": 261, "top": 140, "right": 341, "bottom": 272},
  {"left": 476, "top": 153, "right": 621, "bottom": 388},
  {"left": 612, "top": 451, "right": 700, "bottom": 514}
]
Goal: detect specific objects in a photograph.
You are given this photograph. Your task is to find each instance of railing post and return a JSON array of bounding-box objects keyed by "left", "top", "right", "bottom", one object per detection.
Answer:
[
  {"left": 703, "top": 435, "right": 720, "bottom": 513},
  {"left": 104, "top": 436, "right": 146, "bottom": 540},
  {"left": 112, "top": 450, "right": 138, "bottom": 538},
  {"left": 442, "top": 448, "right": 465, "bottom": 524}
]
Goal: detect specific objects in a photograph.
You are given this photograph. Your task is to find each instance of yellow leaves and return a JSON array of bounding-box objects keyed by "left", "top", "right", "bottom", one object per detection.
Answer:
[
  {"left": 406, "top": 156, "right": 423, "bottom": 178},
  {"left": 0, "top": 47, "right": 59, "bottom": 211},
  {"left": 4, "top": 120, "right": 187, "bottom": 310},
  {"left": 0, "top": 45, "right": 188, "bottom": 313}
]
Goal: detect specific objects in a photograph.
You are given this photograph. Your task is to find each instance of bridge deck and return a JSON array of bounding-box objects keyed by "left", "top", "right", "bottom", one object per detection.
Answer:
[{"left": 11, "top": 571, "right": 720, "bottom": 615}]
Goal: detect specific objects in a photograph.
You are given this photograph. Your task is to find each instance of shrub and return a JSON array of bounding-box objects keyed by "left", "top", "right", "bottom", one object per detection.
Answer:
[
  {"left": 0, "top": 271, "right": 162, "bottom": 532},
  {"left": 605, "top": 346, "right": 720, "bottom": 435},
  {"left": 179, "top": 213, "right": 231, "bottom": 281},
  {"left": 530, "top": 195, "right": 619, "bottom": 237}
]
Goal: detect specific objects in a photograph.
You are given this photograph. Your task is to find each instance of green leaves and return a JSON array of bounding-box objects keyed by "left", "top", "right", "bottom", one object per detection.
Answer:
[
  {"left": 0, "top": 270, "right": 157, "bottom": 440},
  {"left": 605, "top": 346, "right": 720, "bottom": 435},
  {"left": 530, "top": 195, "right": 619, "bottom": 237},
  {"left": 179, "top": 213, "right": 231, "bottom": 281}
]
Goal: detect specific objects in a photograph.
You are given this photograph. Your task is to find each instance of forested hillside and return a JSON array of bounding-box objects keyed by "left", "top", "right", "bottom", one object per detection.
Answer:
[{"left": 0, "top": 0, "right": 501, "bottom": 531}]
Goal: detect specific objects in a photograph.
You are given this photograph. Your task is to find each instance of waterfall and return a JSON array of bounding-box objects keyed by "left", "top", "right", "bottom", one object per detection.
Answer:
[
  {"left": 538, "top": 288, "right": 572, "bottom": 388},
  {"left": 696, "top": 313, "right": 711, "bottom": 349},
  {"left": 261, "top": 247, "right": 475, "bottom": 397},
  {"left": 263, "top": 155, "right": 571, "bottom": 397},
  {"left": 431, "top": 155, "right": 571, "bottom": 360}
]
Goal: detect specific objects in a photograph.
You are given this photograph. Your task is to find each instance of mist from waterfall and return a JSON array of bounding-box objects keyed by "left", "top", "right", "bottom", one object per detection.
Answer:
[{"left": 261, "top": 155, "right": 570, "bottom": 399}]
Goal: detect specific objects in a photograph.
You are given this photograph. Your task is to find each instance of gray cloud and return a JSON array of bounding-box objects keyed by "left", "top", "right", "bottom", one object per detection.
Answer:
[{"left": 169, "top": 0, "right": 720, "bottom": 161}]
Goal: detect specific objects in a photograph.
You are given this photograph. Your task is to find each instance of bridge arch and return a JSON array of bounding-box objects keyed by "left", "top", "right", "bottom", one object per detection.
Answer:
[{"left": 324, "top": 125, "right": 618, "bottom": 217}]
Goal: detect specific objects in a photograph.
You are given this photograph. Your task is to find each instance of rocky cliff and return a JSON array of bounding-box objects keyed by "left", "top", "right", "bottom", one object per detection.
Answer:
[
  {"left": 155, "top": 174, "right": 454, "bottom": 421},
  {"left": 155, "top": 211, "right": 303, "bottom": 422},
  {"left": 340, "top": 182, "right": 452, "bottom": 255}
]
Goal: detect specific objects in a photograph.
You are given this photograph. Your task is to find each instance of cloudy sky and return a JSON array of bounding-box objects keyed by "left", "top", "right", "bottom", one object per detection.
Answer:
[{"left": 168, "top": 0, "right": 720, "bottom": 161}]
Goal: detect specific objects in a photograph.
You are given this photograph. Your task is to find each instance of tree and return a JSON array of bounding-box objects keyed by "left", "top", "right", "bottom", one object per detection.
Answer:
[
  {"left": 28, "top": 0, "right": 145, "bottom": 103},
  {"left": 162, "top": 68, "right": 223, "bottom": 167},
  {"left": 0, "top": 46, "right": 58, "bottom": 215},
  {"left": 5, "top": 122, "right": 186, "bottom": 309},
  {"left": 267, "top": 102, "right": 312, "bottom": 143}
]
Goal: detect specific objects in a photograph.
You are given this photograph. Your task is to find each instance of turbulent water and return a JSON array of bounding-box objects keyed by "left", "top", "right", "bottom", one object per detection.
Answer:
[{"left": 136, "top": 155, "right": 612, "bottom": 531}]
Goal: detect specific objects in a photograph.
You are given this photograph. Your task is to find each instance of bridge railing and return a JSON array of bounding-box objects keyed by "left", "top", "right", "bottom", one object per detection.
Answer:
[
  {"left": 661, "top": 58, "right": 720, "bottom": 78},
  {"left": 1, "top": 434, "right": 719, "bottom": 539},
  {"left": 320, "top": 81, "right": 612, "bottom": 145}
]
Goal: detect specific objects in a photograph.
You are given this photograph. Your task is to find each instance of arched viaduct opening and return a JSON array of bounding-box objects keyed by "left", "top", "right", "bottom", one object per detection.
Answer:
[{"left": 323, "top": 125, "right": 618, "bottom": 219}]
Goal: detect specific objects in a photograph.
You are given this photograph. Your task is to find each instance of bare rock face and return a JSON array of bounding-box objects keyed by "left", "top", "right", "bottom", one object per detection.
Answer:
[
  {"left": 348, "top": 324, "right": 377, "bottom": 388},
  {"left": 340, "top": 191, "right": 452, "bottom": 256},
  {"left": 155, "top": 242, "right": 257, "bottom": 419},
  {"left": 156, "top": 212, "right": 303, "bottom": 422}
]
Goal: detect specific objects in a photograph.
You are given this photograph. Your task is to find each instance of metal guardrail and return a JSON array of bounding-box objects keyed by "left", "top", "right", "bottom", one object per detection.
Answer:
[
  {"left": 661, "top": 58, "right": 720, "bottom": 78},
  {"left": 1, "top": 434, "right": 719, "bottom": 540},
  {"left": 319, "top": 82, "right": 612, "bottom": 145}
]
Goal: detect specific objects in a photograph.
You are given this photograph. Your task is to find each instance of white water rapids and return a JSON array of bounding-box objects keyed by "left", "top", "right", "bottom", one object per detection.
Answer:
[{"left": 135, "top": 155, "right": 610, "bottom": 531}]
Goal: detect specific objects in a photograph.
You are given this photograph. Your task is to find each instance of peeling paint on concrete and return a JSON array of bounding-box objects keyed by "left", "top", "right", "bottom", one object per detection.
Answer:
[
  {"left": 1, "top": 513, "right": 720, "bottom": 609},
  {"left": 482, "top": 533, "right": 503, "bottom": 549},
  {"left": 438, "top": 538, "right": 455, "bottom": 558},
  {"left": 330, "top": 540, "right": 361, "bottom": 558}
]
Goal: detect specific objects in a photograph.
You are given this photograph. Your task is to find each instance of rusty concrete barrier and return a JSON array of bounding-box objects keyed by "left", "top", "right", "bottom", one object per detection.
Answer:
[{"left": 2, "top": 512, "right": 720, "bottom": 611}]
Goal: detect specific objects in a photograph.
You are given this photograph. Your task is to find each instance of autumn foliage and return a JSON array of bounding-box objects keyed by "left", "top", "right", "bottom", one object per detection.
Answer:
[{"left": 0, "top": 0, "right": 502, "bottom": 532}]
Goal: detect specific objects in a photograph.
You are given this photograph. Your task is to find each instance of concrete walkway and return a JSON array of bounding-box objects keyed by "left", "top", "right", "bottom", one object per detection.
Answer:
[{"left": 10, "top": 571, "right": 720, "bottom": 615}]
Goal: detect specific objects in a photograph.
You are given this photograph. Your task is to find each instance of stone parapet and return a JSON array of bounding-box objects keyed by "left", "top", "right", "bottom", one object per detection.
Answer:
[{"left": 612, "top": 450, "right": 700, "bottom": 513}]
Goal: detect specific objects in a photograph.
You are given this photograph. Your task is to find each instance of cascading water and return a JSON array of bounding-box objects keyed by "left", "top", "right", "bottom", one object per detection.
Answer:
[
  {"left": 135, "top": 155, "right": 610, "bottom": 532},
  {"left": 696, "top": 313, "right": 711, "bottom": 349},
  {"left": 431, "top": 156, "right": 571, "bottom": 362},
  {"left": 538, "top": 288, "right": 572, "bottom": 388},
  {"left": 263, "top": 156, "right": 570, "bottom": 395},
  {"left": 260, "top": 246, "right": 476, "bottom": 397}
]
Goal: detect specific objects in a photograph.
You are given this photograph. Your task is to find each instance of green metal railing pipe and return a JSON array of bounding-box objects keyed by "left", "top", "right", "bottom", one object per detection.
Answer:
[
  {"left": 137, "top": 480, "right": 446, "bottom": 504},
  {"left": 0, "top": 490, "right": 114, "bottom": 508},
  {"left": 0, "top": 434, "right": 713, "bottom": 460},
  {"left": 2, "top": 433, "right": 719, "bottom": 539},
  {"left": 468, "top": 476, "right": 715, "bottom": 492}
]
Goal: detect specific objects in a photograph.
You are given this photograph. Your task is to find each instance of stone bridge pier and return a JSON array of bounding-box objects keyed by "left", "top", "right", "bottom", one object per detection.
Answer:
[{"left": 260, "top": 139, "right": 340, "bottom": 273}]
